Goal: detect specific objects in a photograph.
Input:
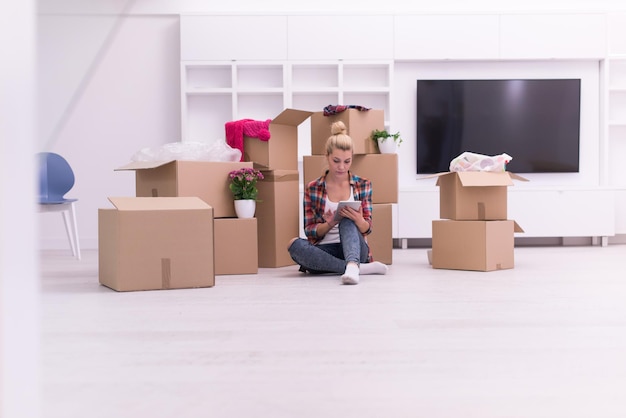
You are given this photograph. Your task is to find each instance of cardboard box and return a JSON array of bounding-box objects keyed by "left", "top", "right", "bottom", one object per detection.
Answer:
[
  {"left": 429, "top": 171, "right": 528, "bottom": 221},
  {"left": 256, "top": 169, "right": 300, "bottom": 268},
  {"left": 310, "top": 109, "right": 384, "bottom": 155},
  {"left": 98, "top": 197, "right": 214, "bottom": 291},
  {"left": 115, "top": 160, "right": 252, "bottom": 218},
  {"left": 214, "top": 218, "right": 258, "bottom": 275},
  {"left": 431, "top": 219, "right": 524, "bottom": 272},
  {"left": 243, "top": 108, "right": 313, "bottom": 170},
  {"left": 302, "top": 154, "right": 398, "bottom": 204},
  {"left": 367, "top": 203, "right": 393, "bottom": 265}
]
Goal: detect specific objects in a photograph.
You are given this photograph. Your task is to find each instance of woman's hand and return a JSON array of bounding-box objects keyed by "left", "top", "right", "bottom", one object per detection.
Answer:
[
  {"left": 338, "top": 205, "right": 362, "bottom": 222},
  {"left": 323, "top": 209, "right": 338, "bottom": 228},
  {"left": 337, "top": 205, "right": 369, "bottom": 234}
]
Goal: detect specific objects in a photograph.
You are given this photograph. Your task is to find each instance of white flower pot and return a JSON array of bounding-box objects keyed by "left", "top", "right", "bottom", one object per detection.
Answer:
[
  {"left": 234, "top": 199, "right": 256, "bottom": 218},
  {"left": 377, "top": 138, "right": 398, "bottom": 154}
]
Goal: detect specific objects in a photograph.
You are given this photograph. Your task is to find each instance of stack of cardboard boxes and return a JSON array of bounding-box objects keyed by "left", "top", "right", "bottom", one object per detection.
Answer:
[
  {"left": 100, "top": 160, "right": 257, "bottom": 291},
  {"left": 243, "top": 109, "right": 312, "bottom": 268},
  {"left": 303, "top": 108, "right": 398, "bottom": 265},
  {"left": 99, "top": 109, "right": 312, "bottom": 291},
  {"left": 429, "top": 171, "right": 527, "bottom": 271},
  {"left": 98, "top": 107, "right": 396, "bottom": 292}
]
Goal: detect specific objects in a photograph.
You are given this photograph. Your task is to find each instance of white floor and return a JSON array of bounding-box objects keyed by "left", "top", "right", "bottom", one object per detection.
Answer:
[{"left": 41, "top": 245, "right": 626, "bottom": 418}]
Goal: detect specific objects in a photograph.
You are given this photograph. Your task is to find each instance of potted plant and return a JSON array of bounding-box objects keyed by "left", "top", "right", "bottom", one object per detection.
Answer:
[
  {"left": 371, "top": 129, "right": 403, "bottom": 154},
  {"left": 228, "top": 167, "right": 264, "bottom": 218}
]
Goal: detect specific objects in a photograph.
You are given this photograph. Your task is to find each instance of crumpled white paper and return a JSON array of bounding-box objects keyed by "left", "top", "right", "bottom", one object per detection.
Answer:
[
  {"left": 131, "top": 139, "right": 242, "bottom": 162},
  {"left": 449, "top": 152, "right": 512, "bottom": 172}
]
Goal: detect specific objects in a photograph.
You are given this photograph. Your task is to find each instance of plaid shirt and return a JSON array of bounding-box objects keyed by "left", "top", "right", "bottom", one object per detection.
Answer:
[{"left": 303, "top": 170, "right": 374, "bottom": 261}]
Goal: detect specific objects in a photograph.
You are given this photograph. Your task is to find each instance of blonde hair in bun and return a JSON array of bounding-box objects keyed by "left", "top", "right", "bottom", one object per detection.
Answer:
[{"left": 325, "top": 121, "right": 353, "bottom": 155}]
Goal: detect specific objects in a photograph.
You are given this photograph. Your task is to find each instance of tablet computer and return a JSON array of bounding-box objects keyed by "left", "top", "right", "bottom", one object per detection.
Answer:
[{"left": 333, "top": 201, "right": 361, "bottom": 221}]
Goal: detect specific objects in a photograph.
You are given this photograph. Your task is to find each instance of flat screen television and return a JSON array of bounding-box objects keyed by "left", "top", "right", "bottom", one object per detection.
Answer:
[{"left": 416, "top": 79, "right": 581, "bottom": 174}]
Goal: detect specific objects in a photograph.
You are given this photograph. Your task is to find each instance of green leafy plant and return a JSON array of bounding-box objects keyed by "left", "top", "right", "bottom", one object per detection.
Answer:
[
  {"left": 371, "top": 129, "right": 403, "bottom": 146},
  {"left": 228, "top": 167, "right": 264, "bottom": 201}
]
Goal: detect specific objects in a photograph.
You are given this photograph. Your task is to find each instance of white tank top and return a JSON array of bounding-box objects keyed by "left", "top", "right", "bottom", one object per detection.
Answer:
[{"left": 319, "top": 187, "right": 355, "bottom": 245}]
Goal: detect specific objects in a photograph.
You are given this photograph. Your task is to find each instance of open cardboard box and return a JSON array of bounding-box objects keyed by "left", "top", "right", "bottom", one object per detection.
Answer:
[
  {"left": 310, "top": 109, "right": 384, "bottom": 155},
  {"left": 115, "top": 160, "right": 252, "bottom": 218},
  {"left": 424, "top": 171, "right": 528, "bottom": 220},
  {"left": 98, "top": 197, "right": 214, "bottom": 291},
  {"left": 243, "top": 108, "right": 313, "bottom": 170}
]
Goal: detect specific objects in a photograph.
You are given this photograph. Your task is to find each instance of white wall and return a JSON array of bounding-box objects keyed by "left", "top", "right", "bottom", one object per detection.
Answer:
[
  {"left": 38, "top": 15, "right": 181, "bottom": 250},
  {"left": 36, "top": 2, "right": 626, "bottom": 249}
]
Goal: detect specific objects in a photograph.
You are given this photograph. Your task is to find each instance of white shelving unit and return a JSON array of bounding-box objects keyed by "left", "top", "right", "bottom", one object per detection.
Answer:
[
  {"left": 180, "top": 60, "right": 393, "bottom": 146},
  {"left": 180, "top": 12, "right": 625, "bottom": 241},
  {"left": 607, "top": 13, "right": 626, "bottom": 195},
  {"left": 607, "top": 59, "right": 626, "bottom": 185}
]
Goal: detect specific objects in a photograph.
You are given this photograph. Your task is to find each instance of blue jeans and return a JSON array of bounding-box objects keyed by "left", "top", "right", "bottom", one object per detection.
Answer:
[{"left": 288, "top": 218, "right": 370, "bottom": 274}]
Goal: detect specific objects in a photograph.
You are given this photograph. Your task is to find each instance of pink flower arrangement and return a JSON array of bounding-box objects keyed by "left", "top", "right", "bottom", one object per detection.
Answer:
[{"left": 228, "top": 167, "right": 264, "bottom": 201}]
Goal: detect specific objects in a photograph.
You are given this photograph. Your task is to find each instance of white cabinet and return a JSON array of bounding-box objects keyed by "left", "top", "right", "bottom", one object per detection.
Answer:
[
  {"left": 180, "top": 15, "right": 288, "bottom": 61},
  {"left": 287, "top": 15, "right": 394, "bottom": 60},
  {"left": 397, "top": 188, "right": 440, "bottom": 239},
  {"left": 397, "top": 188, "right": 616, "bottom": 239},
  {"left": 608, "top": 13, "right": 626, "bottom": 56},
  {"left": 394, "top": 14, "right": 500, "bottom": 60},
  {"left": 500, "top": 13, "right": 606, "bottom": 59},
  {"left": 179, "top": 12, "right": 623, "bottom": 239},
  {"left": 508, "top": 189, "right": 615, "bottom": 238}
]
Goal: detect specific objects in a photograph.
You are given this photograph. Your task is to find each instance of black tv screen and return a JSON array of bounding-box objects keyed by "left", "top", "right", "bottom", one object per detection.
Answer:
[{"left": 416, "top": 79, "right": 581, "bottom": 174}]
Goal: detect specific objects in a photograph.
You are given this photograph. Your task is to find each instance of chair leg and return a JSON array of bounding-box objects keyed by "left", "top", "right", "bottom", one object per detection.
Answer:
[
  {"left": 69, "top": 202, "right": 81, "bottom": 260},
  {"left": 61, "top": 209, "right": 77, "bottom": 258},
  {"left": 61, "top": 203, "right": 81, "bottom": 260}
]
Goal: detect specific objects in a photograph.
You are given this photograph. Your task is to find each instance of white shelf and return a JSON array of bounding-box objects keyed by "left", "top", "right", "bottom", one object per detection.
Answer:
[
  {"left": 608, "top": 59, "right": 626, "bottom": 133},
  {"left": 292, "top": 88, "right": 341, "bottom": 94},
  {"left": 186, "top": 89, "right": 232, "bottom": 95},
  {"left": 180, "top": 60, "right": 392, "bottom": 142}
]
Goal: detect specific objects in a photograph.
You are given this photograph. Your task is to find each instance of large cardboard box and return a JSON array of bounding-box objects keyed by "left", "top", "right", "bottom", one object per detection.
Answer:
[
  {"left": 98, "top": 197, "right": 214, "bottom": 291},
  {"left": 310, "top": 109, "right": 384, "bottom": 155},
  {"left": 431, "top": 219, "right": 524, "bottom": 272},
  {"left": 302, "top": 154, "right": 398, "bottom": 204},
  {"left": 430, "top": 171, "right": 528, "bottom": 220},
  {"left": 115, "top": 160, "right": 252, "bottom": 218},
  {"left": 256, "top": 169, "right": 300, "bottom": 268},
  {"left": 368, "top": 203, "right": 393, "bottom": 265},
  {"left": 243, "top": 109, "right": 313, "bottom": 170},
  {"left": 214, "top": 218, "right": 258, "bottom": 275}
]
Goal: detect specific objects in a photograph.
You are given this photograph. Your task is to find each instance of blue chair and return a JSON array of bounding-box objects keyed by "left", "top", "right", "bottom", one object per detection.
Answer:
[{"left": 37, "top": 152, "right": 81, "bottom": 260}]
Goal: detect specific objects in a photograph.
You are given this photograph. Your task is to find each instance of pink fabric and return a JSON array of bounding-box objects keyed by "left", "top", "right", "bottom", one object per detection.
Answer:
[{"left": 225, "top": 119, "right": 271, "bottom": 162}]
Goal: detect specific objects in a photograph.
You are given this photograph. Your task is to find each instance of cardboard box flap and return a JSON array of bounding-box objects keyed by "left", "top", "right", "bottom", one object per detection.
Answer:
[
  {"left": 108, "top": 196, "right": 211, "bottom": 211},
  {"left": 425, "top": 171, "right": 528, "bottom": 187},
  {"left": 259, "top": 169, "right": 299, "bottom": 182},
  {"left": 513, "top": 221, "right": 524, "bottom": 233},
  {"left": 271, "top": 108, "right": 313, "bottom": 127},
  {"left": 456, "top": 171, "right": 514, "bottom": 187},
  {"left": 508, "top": 172, "right": 529, "bottom": 182},
  {"left": 114, "top": 160, "right": 175, "bottom": 171}
]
